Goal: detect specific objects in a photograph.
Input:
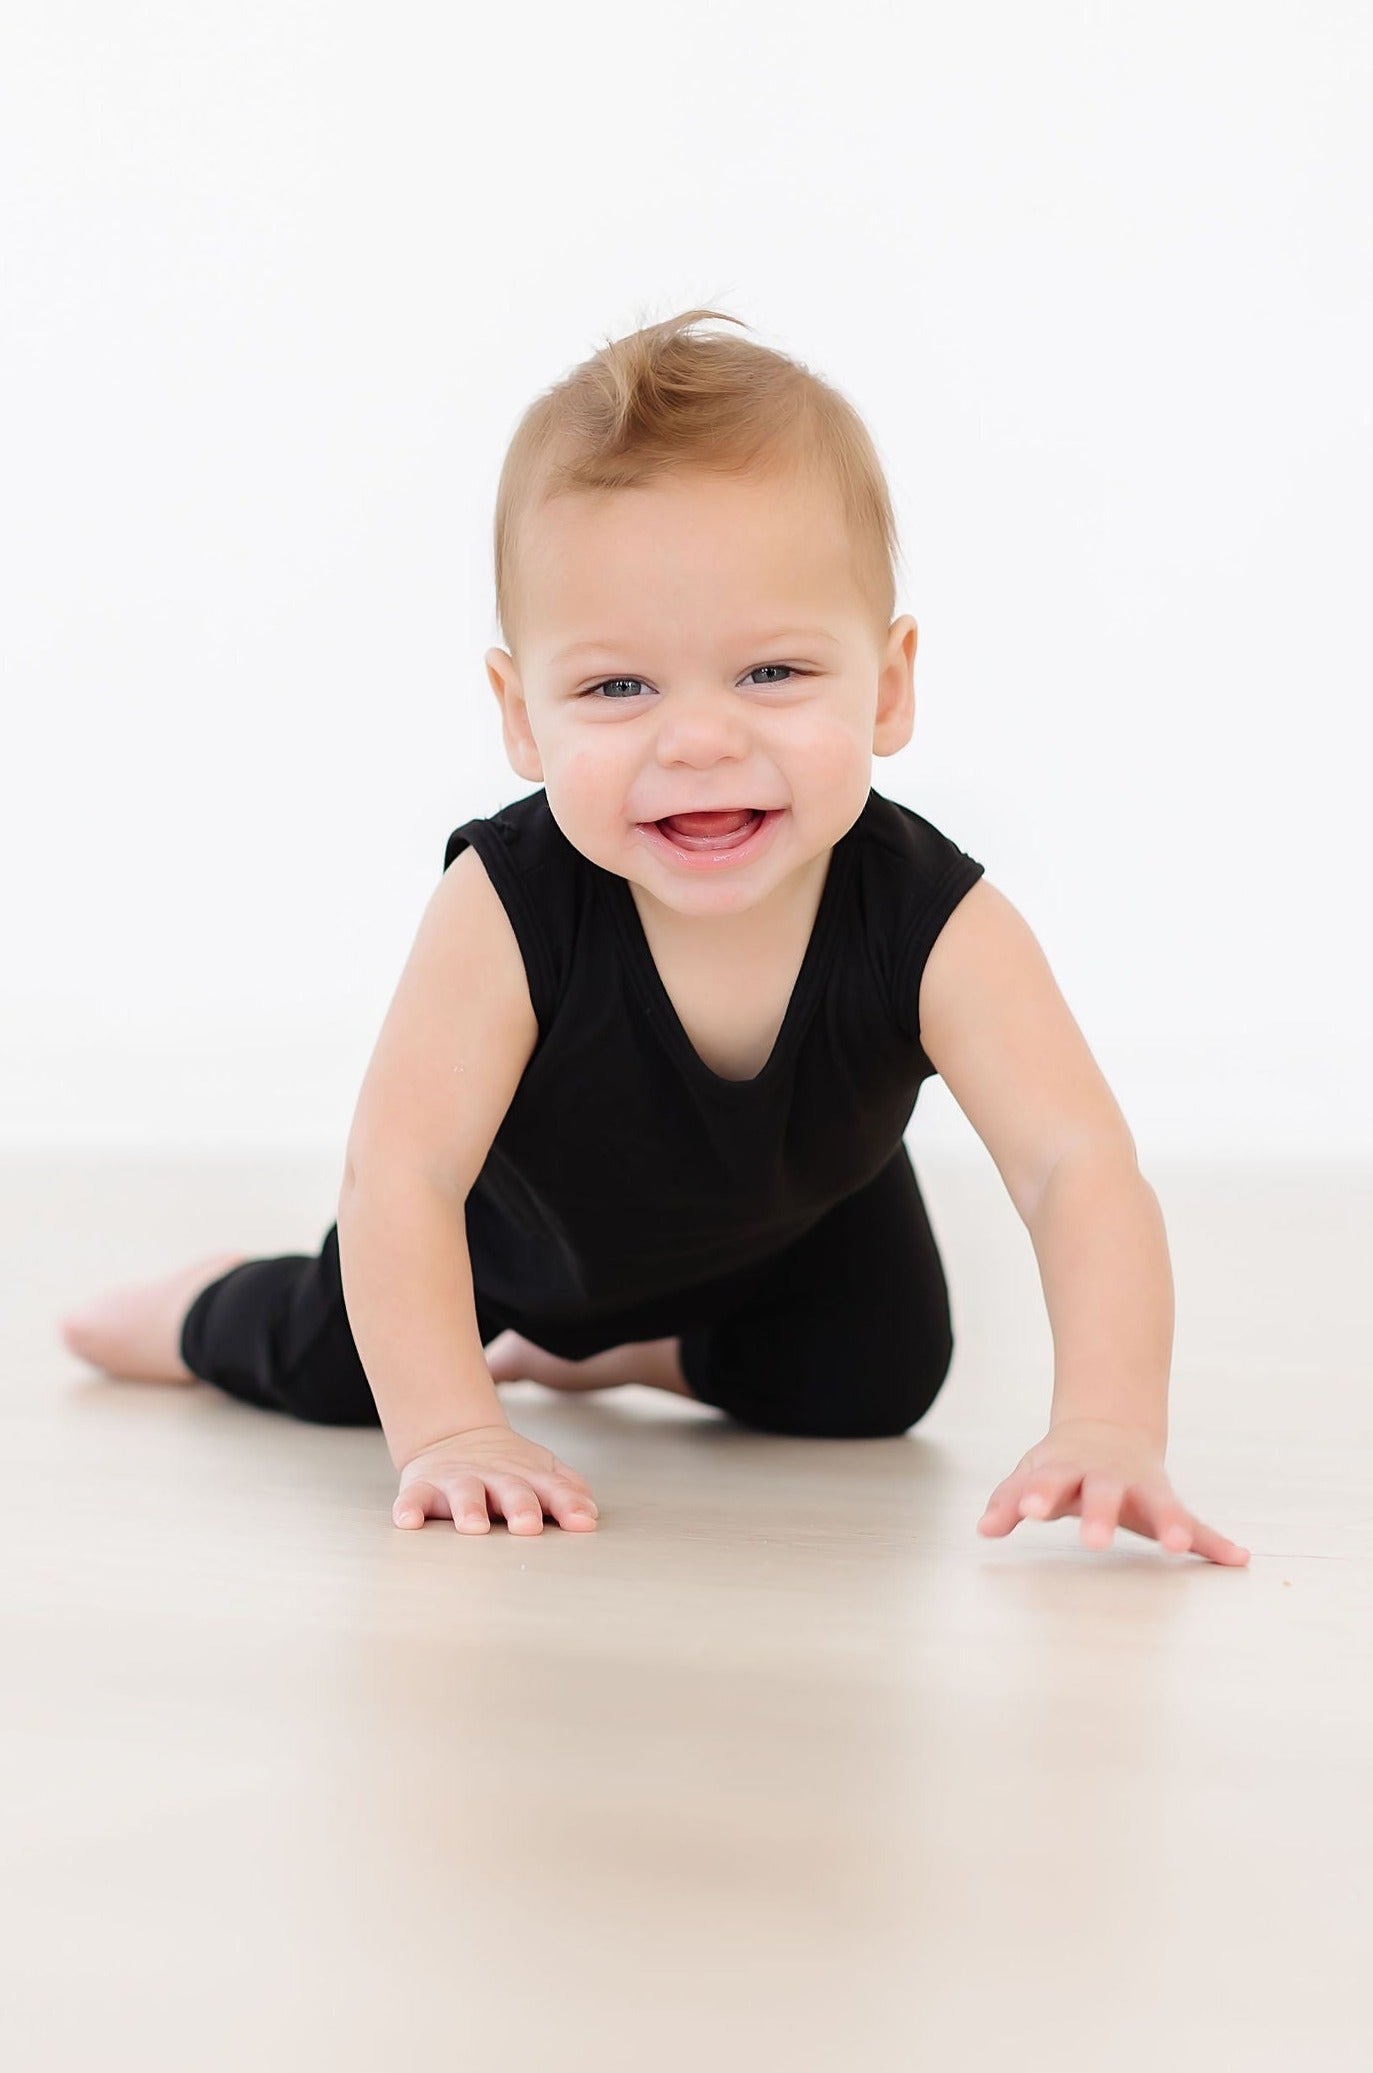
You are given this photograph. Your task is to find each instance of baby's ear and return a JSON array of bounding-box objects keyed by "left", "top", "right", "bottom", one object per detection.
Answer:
[
  {"left": 872, "top": 616, "right": 917, "bottom": 756},
  {"left": 484, "top": 646, "right": 515, "bottom": 700},
  {"left": 484, "top": 652, "right": 544, "bottom": 782}
]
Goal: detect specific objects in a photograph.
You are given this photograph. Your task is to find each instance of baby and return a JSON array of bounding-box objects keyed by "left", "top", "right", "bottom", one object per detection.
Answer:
[{"left": 61, "top": 307, "right": 1249, "bottom": 1566}]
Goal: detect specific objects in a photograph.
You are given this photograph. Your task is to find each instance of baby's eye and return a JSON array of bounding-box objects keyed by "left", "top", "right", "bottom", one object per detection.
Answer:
[
  {"left": 586, "top": 677, "right": 649, "bottom": 700},
  {"left": 582, "top": 665, "right": 799, "bottom": 700}
]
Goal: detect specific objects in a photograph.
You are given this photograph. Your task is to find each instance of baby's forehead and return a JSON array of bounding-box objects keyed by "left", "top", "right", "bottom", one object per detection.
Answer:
[
  {"left": 523, "top": 567, "right": 864, "bottom": 655},
  {"left": 548, "top": 616, "right": 848, "bottom": 660},
  {"left": 526, "top": 470, "right": 854, "bottom": 570},
  {"left": 511, "top": 481, "right": 877, "bottom": 663}
]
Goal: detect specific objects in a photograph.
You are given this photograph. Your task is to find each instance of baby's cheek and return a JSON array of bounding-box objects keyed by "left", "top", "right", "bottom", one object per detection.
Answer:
[
  {"left": 543, "top": 754, "right": 625, "bottom": 851},
  {"left": 788, "top": 731, "right": 872, "bottom": 828}
]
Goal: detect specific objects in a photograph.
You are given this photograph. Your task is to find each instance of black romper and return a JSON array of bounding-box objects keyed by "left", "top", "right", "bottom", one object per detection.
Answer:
[{"left": 180, "top": 786, "right": 986, "bottom": 1439}]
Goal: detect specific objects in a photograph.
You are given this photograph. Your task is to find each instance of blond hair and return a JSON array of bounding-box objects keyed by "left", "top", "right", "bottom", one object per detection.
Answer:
[{"left": 492, "top": 306, "right": 902, "bottom": 659}]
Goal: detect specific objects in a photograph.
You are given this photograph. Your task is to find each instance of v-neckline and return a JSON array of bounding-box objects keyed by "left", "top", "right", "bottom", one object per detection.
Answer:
[{"left": 603, "top": 831, "right": 854, "bottom": 1092}]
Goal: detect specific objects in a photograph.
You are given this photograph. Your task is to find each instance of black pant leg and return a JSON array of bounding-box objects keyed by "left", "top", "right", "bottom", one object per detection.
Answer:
[
  {"left": 179, "top": 1222, "right": 510, "bottom": 1428},
  {"left": 677, "top": 1143, "right": 955, "bottom": 1438}
]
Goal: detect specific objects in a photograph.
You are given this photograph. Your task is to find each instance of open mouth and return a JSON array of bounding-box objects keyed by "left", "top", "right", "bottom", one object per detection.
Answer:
[
  {"left": 639, "top": 807, "right": 782, "bottom": 866},
  {"left": 653, "top": 808, "right": 765, "bottom": 850}
]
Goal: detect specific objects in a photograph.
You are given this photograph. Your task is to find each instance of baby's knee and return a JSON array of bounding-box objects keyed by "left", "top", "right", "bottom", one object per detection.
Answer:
[
  {"left": 793, "top": 1392, "right": 937, "bottom": 1440},
  {"left": 818, "top": 1318, "right": 953, "bottom": 1438},
  {"left": 736, "top": 1328, "right": 955, "bottom": 1440}
]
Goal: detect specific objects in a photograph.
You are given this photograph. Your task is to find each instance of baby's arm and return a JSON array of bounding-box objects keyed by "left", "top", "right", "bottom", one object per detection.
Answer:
[
  {"left": 916, "top": 879, "right": 1249, "bottom": 1565},
  {"left": 337, "top": 1169, "right": 504, "bottom": 1467},
  {"left": 338, "top": 848, "right": 598, "bottom": 1534}
]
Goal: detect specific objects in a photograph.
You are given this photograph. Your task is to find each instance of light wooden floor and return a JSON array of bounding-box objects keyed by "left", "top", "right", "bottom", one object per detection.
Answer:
[{"left": 5, "top": 1149, "right": 1370, "bottom": 2071}]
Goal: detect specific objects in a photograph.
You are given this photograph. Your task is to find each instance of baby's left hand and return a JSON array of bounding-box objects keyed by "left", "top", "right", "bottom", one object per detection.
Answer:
[{"left": 977, "top": 1417, "right": 1251, "bottom": 1565}]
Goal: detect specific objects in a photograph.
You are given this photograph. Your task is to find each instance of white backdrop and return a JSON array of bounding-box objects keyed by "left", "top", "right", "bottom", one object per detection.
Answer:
[{"left": 2, "top": 2, "right": 1369, "bottom": 1161}]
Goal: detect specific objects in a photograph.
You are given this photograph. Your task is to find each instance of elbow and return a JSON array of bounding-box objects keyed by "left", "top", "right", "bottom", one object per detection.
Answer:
[
  {"left": 336, "top": 1151, "right": 467, "bottom": 1216},
  {"left": 1025, "top": 1128, "right": 1142, "bottom": 1227}
]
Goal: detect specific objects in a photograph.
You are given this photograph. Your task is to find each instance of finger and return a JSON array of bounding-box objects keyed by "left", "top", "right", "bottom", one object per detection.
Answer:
[
  {"left": 976, "top": 1481, "right": 1029, "bottom": 1534},
  {"left": 1175, "top": 1513, "right": 1252, "bottom": 1567},
  {"left": 488, "top": 1477, "right": 546, "bottom": 1535},
  {"left": 1134, "top": 1488, "right": 1194, "bottom": 1553},
  {"left": 977, "top": 1468, "right": 1072, "bottom": 1536},
  {"left": 978, "top": 1473, "right": 1056, "bottom": 1533},
  {"left": 1122, "top": 1486, "right": 1251, "bottom": 1566},
  {"left": 394, "top": 1479, "right": 444, "bottom": 1529},
  {"left": 524, "top": 1469, "right": 599, "bottom": 1527},
  {"left": 1078, "top": 1473, "right": 1125, "bottom": 1550},
  {"left": 534, "top": 1477, "right": 600, "bottom": 1530},
  {"left": 395, "top": 1476, "right": 490, "bottom": 1531},
  {"left": 1017, "top": 1469, "right": 1080, "bottom": 1522},
  {"left": 441, "top": 1475, "right": 492, "bottom": 1534}
]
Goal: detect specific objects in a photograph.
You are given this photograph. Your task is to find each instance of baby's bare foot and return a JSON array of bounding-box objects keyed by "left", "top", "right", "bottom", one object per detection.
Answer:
[
  {"left": 59, "top": 1251, "right": 249, "bottom": 1383},
  {"left": 485, "top": 1330, "right": 608, "bottom": 1392},
  {"left": 485, "top": 1328, "right": 693, "bottom": 1397}
]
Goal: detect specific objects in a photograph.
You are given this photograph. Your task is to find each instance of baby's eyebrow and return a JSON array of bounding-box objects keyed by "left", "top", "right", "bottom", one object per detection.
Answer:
[{"left": 552, "top": 628, "right": 841, "bottom": 664}]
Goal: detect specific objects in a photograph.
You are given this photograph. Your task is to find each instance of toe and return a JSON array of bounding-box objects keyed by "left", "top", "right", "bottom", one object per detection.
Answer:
[{"left": 59, "top": 1315, "right": 95, "bottom": 1357}]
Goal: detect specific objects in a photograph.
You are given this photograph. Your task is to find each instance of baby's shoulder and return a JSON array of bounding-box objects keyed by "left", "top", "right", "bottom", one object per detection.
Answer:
[{"left": 916, "top": 876, "right": 1135, "bottom": 1218}]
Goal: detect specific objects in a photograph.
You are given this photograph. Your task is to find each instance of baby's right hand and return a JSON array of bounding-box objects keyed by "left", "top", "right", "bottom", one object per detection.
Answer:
[{"left": 393, "top": 1423, "right": 600, "bottom": 1535}]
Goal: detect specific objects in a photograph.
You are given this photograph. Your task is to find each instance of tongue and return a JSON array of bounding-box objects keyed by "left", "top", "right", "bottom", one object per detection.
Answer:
[{"left": 660, "top": 809, "right": 756, "bottom": 838}]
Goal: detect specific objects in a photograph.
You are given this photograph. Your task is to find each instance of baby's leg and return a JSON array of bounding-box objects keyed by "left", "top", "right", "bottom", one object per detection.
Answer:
[
  {"left": 677, "top": 1144, "right": 955, "bottom": 1437},
  {"left": 69, "top": 1225, "right": 383, "bottom": 1426},
  {"left": 60, "top": 1252, "right": 251, "bottom": 1383},
  {"left": 61, "top": 1225, "right": 697, "bottom": 1423}
]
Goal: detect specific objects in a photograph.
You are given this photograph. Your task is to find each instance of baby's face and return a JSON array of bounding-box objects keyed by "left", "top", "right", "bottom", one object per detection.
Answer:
[{"left": 484, "top": 467, "right": 916, "bottom": 918}]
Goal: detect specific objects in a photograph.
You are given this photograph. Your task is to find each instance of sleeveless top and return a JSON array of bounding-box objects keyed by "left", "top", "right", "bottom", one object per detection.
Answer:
[{"left": 442, "top": 787, "right": 984, "bottom": 1335}]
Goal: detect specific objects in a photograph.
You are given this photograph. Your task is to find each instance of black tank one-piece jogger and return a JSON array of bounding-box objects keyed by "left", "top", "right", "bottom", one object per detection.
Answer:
[
  {"left": 179, "top": 1142, "right": 954, "bottom": 1439},
  {"left": 180, "top": 786, "right": 987, "bottom": 1440}
]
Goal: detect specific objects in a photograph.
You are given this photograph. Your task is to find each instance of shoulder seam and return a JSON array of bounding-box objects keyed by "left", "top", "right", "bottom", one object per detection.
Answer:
[
  {"left": 891, "top": 855, "right": 987, "bottom": 1043},
  {"left": 448, "top": 817, "right": 560, "bottom": 1039}
]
